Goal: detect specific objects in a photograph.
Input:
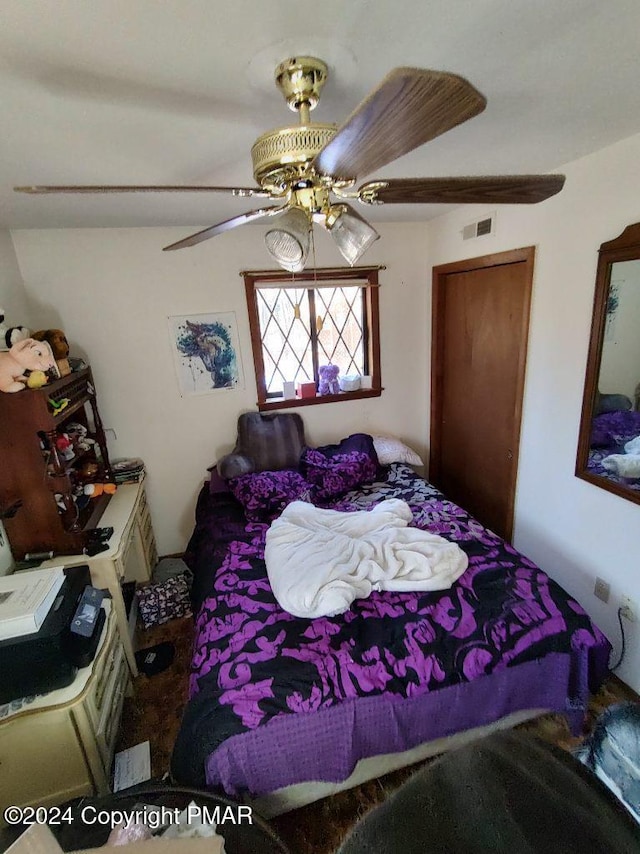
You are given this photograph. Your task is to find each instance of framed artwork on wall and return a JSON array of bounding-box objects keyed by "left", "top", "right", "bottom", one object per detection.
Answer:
[{"left": 168, "top": 312, "right": 244, "bottom": 396}]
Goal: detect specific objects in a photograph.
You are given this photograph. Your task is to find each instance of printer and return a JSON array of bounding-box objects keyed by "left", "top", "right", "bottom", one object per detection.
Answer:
[{"left": 0, "top": 565, "right": 105, "bottom": 704}]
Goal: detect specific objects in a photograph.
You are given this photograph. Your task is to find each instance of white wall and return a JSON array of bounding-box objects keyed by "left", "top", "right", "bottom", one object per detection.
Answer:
[
  {"left": 11, "top": 223, "right": 429, "bottom": 558},
  {"left": 426, "top": 132, "right": 640, "bottom": 691},
  {"left": 0, "top": 229, "right": 32, "bottom": 335}
]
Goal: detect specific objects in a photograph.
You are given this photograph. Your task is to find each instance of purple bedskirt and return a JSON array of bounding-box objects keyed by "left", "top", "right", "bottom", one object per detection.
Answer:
[
  {"left": 172, "top": 465, "right": 611, "bottom": 797},
  {"left": 205, "top": 654, "right": 594, "bottom": 797}
]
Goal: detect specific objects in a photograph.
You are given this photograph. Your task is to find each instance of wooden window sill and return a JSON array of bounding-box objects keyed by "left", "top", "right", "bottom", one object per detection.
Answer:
[{"left": 258, "top": 388, "right": 383, "bottom": 411}]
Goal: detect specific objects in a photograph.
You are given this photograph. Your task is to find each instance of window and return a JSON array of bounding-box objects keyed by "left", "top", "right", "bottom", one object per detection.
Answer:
[{"left": 243, "top": 266, "right": 382, "bottom": 410}]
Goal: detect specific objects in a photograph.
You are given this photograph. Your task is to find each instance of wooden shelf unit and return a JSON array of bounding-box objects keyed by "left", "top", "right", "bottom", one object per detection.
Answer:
[{"left": 0, "top": 368, "right": 113, "bottom": 559}]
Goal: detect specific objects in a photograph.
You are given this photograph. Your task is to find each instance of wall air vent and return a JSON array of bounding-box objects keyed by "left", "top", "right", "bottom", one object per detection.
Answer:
[{"left": 462, "top": 213, "right": 496, "bottom": 240}]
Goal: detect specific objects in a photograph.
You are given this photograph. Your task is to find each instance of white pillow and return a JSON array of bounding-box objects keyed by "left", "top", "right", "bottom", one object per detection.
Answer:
[{"left": 372, "top": 435, "right": 424, "bottom": 467}]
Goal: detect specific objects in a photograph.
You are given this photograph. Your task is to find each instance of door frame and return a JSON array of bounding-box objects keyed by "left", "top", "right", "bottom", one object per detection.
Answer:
[{"left": 429, "top": 246, "right": 536, "bottom": 541}]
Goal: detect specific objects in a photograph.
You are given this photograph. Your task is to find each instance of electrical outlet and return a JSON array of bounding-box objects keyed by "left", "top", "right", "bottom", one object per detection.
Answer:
[
  {"left": 620, "top": 596, "right": 636, "bottom": 622},
  {"left": 594, "top": 577, "right": 610, "bottom": 603}
]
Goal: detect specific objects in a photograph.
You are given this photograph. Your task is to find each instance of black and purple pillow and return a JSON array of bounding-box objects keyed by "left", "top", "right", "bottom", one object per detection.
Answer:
[
  {"left": 591, "top": 410, "right": 640, "bottom": 449},
  {"left": 299, "top": 433, "right": 379, "bottom": 500},
  {"left": 229, "top": 469, "right": 312, "bottom": 522}
]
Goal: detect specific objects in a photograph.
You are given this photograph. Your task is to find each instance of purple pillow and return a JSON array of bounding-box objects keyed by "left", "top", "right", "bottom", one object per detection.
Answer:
[
  {"left": 300, "top": 433, "right": 379, "bottom": 500},
  {"left": 229, "top": 470, "right": 312, "bottom": 521},
  {"left": 591, "top": 411, "right": 640, "bottom": 449},
  {"left": 313, "top": 433, "right": 379, "bottom": 462}
]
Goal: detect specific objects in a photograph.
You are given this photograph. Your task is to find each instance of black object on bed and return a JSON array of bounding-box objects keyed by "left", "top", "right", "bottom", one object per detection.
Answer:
[{"left": 336, "top": 730, "right": 640, "bottom": 853}]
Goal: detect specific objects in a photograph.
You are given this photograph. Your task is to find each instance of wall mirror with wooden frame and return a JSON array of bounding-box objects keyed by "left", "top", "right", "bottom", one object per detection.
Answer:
[{"left": 576, "top": 222, "right": 640, "bottom": 504}]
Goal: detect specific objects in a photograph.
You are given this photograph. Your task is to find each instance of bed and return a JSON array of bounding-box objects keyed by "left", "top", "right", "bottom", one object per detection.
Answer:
[{"left": 171, "top": 420, "right": 611, "bottom": 816}]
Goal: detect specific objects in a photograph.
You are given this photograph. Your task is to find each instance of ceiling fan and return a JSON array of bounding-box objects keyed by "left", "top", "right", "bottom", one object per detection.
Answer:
[{"left": 15, "top": 57, "right": 565, "bottom": 270}]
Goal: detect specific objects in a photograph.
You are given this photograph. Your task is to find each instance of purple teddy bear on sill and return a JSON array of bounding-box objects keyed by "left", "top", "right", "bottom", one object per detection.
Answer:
[{"left": 318, "top": 363, "right": 340, "bottom": 395}]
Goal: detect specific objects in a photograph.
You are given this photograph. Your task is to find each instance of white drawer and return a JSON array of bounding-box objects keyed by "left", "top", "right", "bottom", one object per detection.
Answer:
[
  {"left": 138, "top": 486, "right": 148, "bottom": 515},
  {"left": 140, "top": 507, "right": 151, "bottom": 534},
  {"left": 0, "top": 712, "right": 90, "bottom": 811},
  {"left": 95, "top": 652, "right": 128, "bottom": 770},
  {"left": 145, "top": 534, "right": 158, "bottom": 569},
  {"left": 85, "top": 632, "right": 120, "bottom": 730}
]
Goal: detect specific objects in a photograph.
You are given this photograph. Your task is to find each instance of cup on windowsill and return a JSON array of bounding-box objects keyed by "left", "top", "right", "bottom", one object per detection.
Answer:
[
  {"left": 283, "top": 381, "right": 296, "bottom": 399},
  {"left": 360, "top": 375, "right": 373, "bottom": 390}
]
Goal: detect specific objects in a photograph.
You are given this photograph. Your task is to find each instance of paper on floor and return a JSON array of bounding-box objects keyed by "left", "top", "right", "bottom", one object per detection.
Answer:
[{"left": 113, "top": 740, "right": 151, "bottom": 792}]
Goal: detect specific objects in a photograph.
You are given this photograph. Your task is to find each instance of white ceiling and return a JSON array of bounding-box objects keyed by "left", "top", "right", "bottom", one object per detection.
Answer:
[{"left": 2, "top": 0, "right": 640, "bottom": 231}]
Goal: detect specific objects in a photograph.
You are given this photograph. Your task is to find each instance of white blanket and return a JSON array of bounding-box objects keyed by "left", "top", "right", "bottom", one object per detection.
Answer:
[{"left": 264, "top": 498, "right": 469, "bottom": 619}]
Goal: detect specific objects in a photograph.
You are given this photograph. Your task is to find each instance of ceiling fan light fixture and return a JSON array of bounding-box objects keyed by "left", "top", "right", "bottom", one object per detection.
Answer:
[
  {"left": 264, "top": 206, "right": 311, "bottom": 272},
  {"left": 15, "top": 60, "right": 566, "bottom": 254},
  {"left": 325, "top": 204, "right": 380, "bottom": 266}
]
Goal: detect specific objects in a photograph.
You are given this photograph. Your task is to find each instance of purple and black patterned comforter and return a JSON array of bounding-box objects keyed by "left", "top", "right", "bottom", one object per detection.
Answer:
[{"left": 172, "top": 465, "right": 610, "bottom": 797}]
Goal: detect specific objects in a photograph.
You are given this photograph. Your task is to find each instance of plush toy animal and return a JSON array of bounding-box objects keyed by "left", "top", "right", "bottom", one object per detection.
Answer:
[
  {"left": 26, "top": 370, "right": 49, "bottom": 389},
  {"left": 84, "top": 483, "right": 117, "bottom": 497},
  {"left": 66, "top": 421, "right": 95, "bottom": 452},
  {"left": 0, "top": 338, "right": 56, "bottom": 393},
  {"left": 0, "top": 307, "right": 30, "bottom": 349},
  {"left": 32, "top": 328, "right": 71, "bottom": 376},
  {"left": 318, "top": 363, "right": 340, "bottom": 395}
]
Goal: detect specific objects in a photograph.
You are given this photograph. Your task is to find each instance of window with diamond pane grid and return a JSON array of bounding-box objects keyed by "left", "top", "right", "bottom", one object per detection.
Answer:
[
  {"left": 257, "top": 285, "right": 366, "bottom": 395},
  {"left": 315, "top": 286, "right": 365, "bottom": 378},
  {"left": 257, "top": 286, "right": 315, "bottom": 394},
  {"left": 244, "top": 267, "right": 381, "bottom": 409}
]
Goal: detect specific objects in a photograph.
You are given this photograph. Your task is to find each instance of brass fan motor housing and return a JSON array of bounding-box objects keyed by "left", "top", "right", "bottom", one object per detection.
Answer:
[
  {"left": 252, "top": 56, "right": 338, "bottom": 192},
  {"left": 274, "top": 56, "right": 329, "bottom": 112},
  {"left": 251, "top": 123, "right": 337, "bottom": 190}
]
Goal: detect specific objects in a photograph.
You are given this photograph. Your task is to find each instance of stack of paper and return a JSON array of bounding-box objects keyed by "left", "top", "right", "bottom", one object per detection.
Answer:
[{"left": 0, "top": 566, "right": 65, "bottom": 640}]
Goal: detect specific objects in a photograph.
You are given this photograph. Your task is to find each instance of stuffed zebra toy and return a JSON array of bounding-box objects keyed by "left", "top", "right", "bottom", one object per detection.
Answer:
[{"left": 0, "top": 307, "right": 29, "bottom": 349}]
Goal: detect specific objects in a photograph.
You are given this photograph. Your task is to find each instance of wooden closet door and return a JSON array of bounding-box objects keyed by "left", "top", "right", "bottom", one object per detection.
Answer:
[{"left": 430, "top": 248, "right": 534, "bottom": 541}]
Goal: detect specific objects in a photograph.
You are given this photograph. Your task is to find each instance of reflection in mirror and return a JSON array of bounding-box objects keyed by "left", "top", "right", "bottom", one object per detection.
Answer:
[
  {"left": 589, "top": 259, "right": 640, "bottom": 489},
  {"left": 576, "top": 223, "right": 640, "bottom": 504}
]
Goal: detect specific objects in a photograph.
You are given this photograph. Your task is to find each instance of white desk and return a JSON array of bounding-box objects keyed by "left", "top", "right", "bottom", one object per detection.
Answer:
[
  {"left": 41, "top": 479, "right": 158, "bottom": 676},
  {"left": 0, "top": 603, "right": 129, "bottom": 820}
]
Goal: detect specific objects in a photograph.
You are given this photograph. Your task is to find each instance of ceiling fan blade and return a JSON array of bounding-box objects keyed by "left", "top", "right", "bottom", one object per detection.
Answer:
[
  {"left": 14, "top": 185, "right": 270, "bottom": 197},
  {"left": 313, "top": 68, "right": 486, "bottom": 181},
  {"left": 162, "top": 205, "right": 286, "bottom": 251},
  {"left": 358, "top": 175, "right": 566, "bottom": 205}
]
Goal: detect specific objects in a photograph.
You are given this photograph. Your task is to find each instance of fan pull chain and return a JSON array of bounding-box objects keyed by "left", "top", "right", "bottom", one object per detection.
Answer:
[
  {"left": 310, "top": 225, "right": 325, "bottom": 335},
  {"left": 311, "top": 218, "right": 318, "bottom": 278},
  {"left": 291, "top": 268, "right": 302, "bottom": 319}
]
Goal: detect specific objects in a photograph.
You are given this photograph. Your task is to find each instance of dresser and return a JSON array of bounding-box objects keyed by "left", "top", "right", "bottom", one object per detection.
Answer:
[
  {"left": 0, "top": 603, "right": 127, "bottom": 819},
  {"left": 40, "top": 478, "right": 158, "bottom": 676}
]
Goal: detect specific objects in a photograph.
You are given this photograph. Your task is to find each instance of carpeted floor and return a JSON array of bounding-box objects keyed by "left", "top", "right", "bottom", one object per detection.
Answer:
[{"left": 116, "top": 615, "right": 637, "bottom": 854}]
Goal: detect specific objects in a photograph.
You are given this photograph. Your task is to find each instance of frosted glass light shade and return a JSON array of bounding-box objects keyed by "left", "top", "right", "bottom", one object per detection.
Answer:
[
  {"left": 326, "top": 204, "right": 380, "bottom": 266},
  {"left": 264, "top": 207, "right": 311, "bottom": 272}
]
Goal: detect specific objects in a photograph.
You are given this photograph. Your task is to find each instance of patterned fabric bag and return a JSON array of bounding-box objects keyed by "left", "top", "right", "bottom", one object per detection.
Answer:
[{"left": 136, "top": 573, "right": 192, "bottom": 629}]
